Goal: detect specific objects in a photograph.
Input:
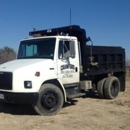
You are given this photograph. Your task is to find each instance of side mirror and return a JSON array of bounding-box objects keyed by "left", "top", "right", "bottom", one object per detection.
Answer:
[
  {"left": 63, "top": 51, "right": 70, "bottom": 59},
  {"left": 70, "top": 41, "right": 75, "bottom": 58},
  {"left": 59, "top": 40, "right": 75, "bottom": 60}
]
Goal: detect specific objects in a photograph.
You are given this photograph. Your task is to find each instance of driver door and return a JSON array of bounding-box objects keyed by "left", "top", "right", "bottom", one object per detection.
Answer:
[{"left": 57, "top": 39, "right": 79, "bottom": 85}]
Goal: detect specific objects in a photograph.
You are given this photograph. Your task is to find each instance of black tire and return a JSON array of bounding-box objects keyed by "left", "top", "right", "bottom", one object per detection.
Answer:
[
  {"left": 97, "top": 78, "right": 106, "bottom": 98},
  {"left": 33, "top": 84, "right": 64, "bottom": 116},
  {"left": 104, "top": 76, "right": 120, "bottom": 99}
]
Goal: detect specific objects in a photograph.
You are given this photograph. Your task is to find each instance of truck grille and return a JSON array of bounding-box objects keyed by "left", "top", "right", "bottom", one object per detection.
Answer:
[{"left": 0, "top": 72, "right": 12, "bottom": 90}]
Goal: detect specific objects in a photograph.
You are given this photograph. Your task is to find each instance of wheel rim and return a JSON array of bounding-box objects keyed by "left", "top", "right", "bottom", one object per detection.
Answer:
[
  {"left": 111, "top": 81, "right": 118, "bottom": 97},
  {"left": 41, "top": 91, "right": 58, "bottom": 110}
]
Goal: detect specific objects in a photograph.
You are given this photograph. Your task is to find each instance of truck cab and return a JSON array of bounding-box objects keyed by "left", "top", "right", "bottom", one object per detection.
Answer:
[{"left": 0, "top": 25, "right": 125, "bottom": 115}]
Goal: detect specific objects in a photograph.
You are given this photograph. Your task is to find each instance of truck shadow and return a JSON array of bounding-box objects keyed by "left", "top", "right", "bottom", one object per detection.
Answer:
[
  {"left": 63, "top": 92, "right": 100, "bottom": 108},
  {"left": 84, "top": 91, "right": 100, "bottom": 99}
]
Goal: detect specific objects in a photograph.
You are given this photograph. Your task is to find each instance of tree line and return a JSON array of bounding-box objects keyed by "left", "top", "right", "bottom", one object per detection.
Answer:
[
  {"left": 126, "top": 57, "right": 130, "bottom": 67},
  {"left": 0, "top": 46, "right": 130, "bottom": 66},
  {"left": 0, "top": 46, "right": 16, "bottom": 64}
]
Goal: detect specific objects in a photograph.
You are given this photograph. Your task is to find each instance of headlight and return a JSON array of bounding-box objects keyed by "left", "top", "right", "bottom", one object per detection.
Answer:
[{"left": 24, "top": 81, "right": 32, "bottom": 88}]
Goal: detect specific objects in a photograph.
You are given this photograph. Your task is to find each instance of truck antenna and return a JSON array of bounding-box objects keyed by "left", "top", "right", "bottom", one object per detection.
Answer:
[
  {"left": 70, "top": 8, "right": 71, "bottom": 26},
  {"left": 70, "top": 8, "right": 72, "bottom": 37}
]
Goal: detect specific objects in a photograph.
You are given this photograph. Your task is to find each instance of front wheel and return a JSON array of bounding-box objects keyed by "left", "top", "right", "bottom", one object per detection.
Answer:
[{"left": 33, "top": 83, "right": 64, "bottom": 116}]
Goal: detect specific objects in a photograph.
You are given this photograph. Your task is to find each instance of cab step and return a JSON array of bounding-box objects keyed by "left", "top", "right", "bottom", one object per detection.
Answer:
[{"left": 67, "top": 93, "right": 86, "bottom": 99}]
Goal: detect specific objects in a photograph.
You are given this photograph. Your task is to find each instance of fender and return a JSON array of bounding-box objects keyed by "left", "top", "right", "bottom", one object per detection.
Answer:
[
  {"left": 38, "top": 76, "right": 67, "bottom": 102},
  {"left": 57, "top": 78, "right": 67, "bottom": 102}
]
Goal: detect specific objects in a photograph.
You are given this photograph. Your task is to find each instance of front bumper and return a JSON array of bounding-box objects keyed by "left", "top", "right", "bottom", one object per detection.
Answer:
[{"left": 0, "top": 91, "right": 38, "bottom": 105}]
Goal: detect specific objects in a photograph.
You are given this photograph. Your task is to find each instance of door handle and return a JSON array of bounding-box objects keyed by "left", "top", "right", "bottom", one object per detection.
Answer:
[{"left": 75, "top": 67, "right": 78, "bottom": 72}]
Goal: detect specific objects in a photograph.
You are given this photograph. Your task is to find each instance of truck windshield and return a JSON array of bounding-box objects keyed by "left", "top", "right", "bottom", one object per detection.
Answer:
[{"left": 17, "top": 38, "right": 56, "bottom": 59}]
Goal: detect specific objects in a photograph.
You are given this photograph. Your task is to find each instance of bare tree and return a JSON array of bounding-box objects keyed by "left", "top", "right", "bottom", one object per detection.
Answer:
[
  {"left": 0, "top": 46, "right": 16, "bottom": 64},
  {"left": 126, "top": 58, "right": 130, "bottom": 67}
]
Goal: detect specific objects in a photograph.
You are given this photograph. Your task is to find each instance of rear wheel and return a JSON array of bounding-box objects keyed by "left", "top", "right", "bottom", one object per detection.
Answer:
[
  {"left": 33, "top": 84, "right": 64, "bottom": 116},
  {"left": 104, "top": 76, "right": 120, "bottom": 99},
  {"left": 97, "top": 78, "right": 106, "bottom": 98}
]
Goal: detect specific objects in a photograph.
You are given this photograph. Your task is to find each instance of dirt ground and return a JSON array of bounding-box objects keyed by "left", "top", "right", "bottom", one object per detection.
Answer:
[{"left": 0, "top": 77, "right": 130, "bottom": 130}]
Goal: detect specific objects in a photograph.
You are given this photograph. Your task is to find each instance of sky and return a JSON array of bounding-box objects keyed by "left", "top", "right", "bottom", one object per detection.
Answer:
[{"left": 0, "top": 0, "right": 130, "bottom": 58}]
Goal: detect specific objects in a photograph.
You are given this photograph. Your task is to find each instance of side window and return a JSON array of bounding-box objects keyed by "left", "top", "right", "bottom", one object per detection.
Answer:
[
  {"left": 58, "top": 40, "right": 75, "bottom": 59},
  {"left": 58, "top": 41, "right": 63, "bottom": 59}
]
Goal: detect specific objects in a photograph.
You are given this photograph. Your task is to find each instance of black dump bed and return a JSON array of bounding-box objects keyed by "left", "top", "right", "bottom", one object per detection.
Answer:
[
  {"left": 84, "top": 45, "right": 125, "bottom": 91},
  {"left": 85, "top": 45, "right": 125, "bottom": 75}
]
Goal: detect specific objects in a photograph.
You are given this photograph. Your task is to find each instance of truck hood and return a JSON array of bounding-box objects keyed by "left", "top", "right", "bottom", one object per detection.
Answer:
[{"left": 0, "top": 59, "right": 54, "bottom": 72}]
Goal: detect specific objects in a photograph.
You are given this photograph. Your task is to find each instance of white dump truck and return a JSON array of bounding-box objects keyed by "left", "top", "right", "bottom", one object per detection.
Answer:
[{"left": 0, "top": 25, "right": 125, "bottom": 115}]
